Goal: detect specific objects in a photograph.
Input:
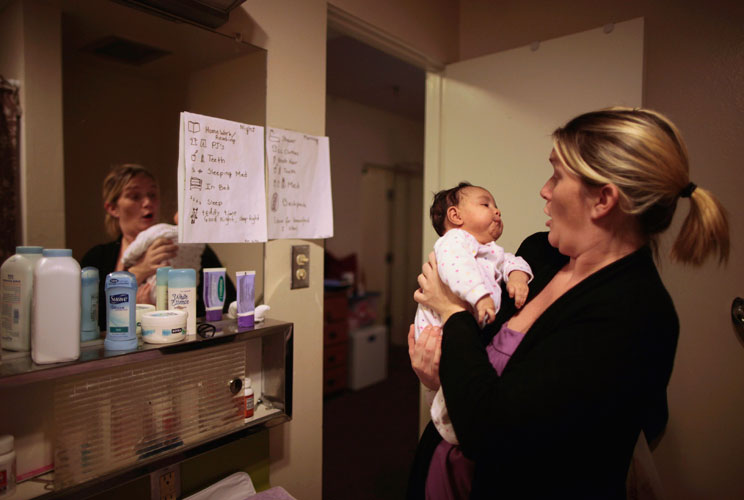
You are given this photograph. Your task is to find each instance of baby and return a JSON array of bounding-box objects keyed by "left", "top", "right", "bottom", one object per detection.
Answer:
[{"left": 414, "top": 182, "right": 532, "bottom": 444}]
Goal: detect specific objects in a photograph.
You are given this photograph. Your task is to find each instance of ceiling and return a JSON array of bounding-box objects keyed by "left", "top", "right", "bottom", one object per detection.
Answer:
[{"left": 326, "top": 31, "right": 425, "bottom": 122}]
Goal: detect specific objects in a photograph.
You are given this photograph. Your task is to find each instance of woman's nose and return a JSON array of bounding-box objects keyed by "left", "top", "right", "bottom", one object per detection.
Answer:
[{"left": 540, "top": 182, "right": 550, "bottom": 200}]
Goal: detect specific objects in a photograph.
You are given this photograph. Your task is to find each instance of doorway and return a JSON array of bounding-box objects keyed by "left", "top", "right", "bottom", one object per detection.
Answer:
[{"left": 323, "top": 21, "right": 425, "bottom": 500}]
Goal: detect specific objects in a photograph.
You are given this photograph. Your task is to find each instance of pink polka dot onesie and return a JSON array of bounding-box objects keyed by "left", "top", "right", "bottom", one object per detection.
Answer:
[{"left": 414, "top": 228, "right": 532, "bottom": 444}]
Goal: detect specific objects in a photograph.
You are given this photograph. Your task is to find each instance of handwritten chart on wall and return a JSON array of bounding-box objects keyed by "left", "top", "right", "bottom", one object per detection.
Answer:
[
  {"left": 177, "top": 111, "right": 267, "bottom": 243},
  {"left": 266, "top": 127, "right": 334, "bottom": 239}
]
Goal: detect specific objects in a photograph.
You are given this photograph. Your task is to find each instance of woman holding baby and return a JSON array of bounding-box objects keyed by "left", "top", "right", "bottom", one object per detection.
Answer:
[
  {"left": 81, "top": 163, "right": 233, "bottom": 330},
  {"left": 407, "top": 107, "right": 730, "bottom": 499}
]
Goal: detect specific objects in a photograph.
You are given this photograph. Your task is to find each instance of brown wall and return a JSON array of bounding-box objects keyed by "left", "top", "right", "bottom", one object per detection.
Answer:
[{"left": 459, "top": 1, "right": 744, "bottom": 497}]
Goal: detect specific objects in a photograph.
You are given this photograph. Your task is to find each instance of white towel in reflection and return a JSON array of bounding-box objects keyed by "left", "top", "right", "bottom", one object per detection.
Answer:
[{"left": 121, "top": 223, "right": 205, "bottom": 301}]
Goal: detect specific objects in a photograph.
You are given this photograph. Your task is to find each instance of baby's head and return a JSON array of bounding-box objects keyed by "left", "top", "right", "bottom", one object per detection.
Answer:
[{"left": 430, "top": 182, "right": 503, "bottom": 244}]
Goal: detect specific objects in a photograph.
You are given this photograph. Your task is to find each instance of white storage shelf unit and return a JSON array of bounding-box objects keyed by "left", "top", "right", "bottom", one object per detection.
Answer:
[{"left": 0, "top": 318, "right": 292, "bottom": 499}]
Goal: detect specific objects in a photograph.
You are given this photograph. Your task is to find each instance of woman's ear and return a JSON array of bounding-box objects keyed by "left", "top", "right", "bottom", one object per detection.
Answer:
[
  {"left": 104, "top": 201, "right": 120, "bottom": 219},
  {"left": 590, "top": 184, "right": 620, "bottom": 220},
  {"left": 446, "top": 206, "right": 463, "bottom": 228}
]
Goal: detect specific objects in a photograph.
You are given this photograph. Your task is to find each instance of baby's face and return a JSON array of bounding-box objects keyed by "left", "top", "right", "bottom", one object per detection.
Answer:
[{"left": 457, "top": 186, "right": 503, "bottom": 244}]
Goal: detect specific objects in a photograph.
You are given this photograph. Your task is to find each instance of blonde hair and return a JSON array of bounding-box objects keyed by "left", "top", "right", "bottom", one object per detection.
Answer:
[
  {"left": 102, "top": 164, "right": 157, "bottom": 239},
  {"left": 552, "top": 107, "right": 729, "bottom": 265}
]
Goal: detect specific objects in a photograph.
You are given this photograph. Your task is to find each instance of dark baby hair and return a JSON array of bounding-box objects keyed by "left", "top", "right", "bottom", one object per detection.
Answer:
[{"left": 430, "top": 182, "right": 473, "bottom": 236}]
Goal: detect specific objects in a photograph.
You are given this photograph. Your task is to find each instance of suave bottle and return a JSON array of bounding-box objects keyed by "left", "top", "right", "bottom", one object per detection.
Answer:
[{"left": 104, "top": 271, "right": 138, "bottom": 351}]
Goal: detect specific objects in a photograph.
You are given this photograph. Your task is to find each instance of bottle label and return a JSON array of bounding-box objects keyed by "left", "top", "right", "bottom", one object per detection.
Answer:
[
  {"left": 108, "top": 293, "right": 131, "bottom": 335},
  {"left": 244, "top": 393, "right": 254, "bottom": 418},
  {"left": 1, "top": 277, "right": 21, "bottom": 338}
]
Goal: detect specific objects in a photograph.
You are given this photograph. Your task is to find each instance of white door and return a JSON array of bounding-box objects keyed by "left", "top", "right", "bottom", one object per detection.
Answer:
[{"left": 420, "top": 18, "right": 644, "bottom": 428}]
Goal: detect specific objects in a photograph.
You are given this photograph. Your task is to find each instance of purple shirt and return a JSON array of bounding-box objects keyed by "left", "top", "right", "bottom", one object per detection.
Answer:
[{"left": 426, "top": 323, "right": 524, "bottom": 500}]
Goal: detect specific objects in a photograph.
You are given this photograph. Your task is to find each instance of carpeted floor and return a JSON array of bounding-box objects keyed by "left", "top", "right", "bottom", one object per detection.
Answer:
[{"left": 323, "top": 344, "right": 421, "bottom": 500}]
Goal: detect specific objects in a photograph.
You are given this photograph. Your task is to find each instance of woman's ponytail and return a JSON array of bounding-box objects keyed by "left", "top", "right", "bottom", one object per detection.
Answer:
[{"left": 671, "top": 186, "right": 729, "bottom": 265}]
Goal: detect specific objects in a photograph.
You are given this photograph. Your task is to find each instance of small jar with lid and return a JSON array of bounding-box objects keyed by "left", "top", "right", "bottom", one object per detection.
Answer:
[{"left": 0, "top": 434, "right": 16, "bottom": 498}]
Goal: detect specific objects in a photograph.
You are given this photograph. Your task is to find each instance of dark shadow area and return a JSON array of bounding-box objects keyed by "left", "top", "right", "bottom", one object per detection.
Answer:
[{"left": 323, "top": 345, "right": 420, "bottom": 500}]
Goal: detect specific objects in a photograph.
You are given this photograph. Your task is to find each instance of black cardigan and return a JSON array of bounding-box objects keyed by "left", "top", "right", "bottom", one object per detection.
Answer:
[
  {"left": 408, "top": 232, "right": 679, "bottom": 499},
  {"left": 81, "top": 239, "right": 236, "bottom": 331}
]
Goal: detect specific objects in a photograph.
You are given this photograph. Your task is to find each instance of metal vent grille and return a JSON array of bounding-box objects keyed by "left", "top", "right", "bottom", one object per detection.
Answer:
[
  {"left": 83, "top": 36, "right": 171, "bottom": 66},
  {"left": 53, "top": 343, "right": 245, "bottom": 489}
]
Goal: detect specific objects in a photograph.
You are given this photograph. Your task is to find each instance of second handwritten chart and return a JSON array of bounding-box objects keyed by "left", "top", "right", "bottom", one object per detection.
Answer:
[
  {"left": 178, "top": 111, "right": 267, "bottom": 243},
  {"left": 266, "top": 127, "right": 334, "bottom": 239}
]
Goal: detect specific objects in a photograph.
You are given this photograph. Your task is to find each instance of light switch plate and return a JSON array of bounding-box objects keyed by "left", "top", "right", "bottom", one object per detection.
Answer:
[{"left": 291, "top": 245, "right": 310, "bottom": 289}]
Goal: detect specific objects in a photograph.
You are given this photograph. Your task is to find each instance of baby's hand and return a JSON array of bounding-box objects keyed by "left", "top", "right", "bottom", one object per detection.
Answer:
[
  {"left": 475, "top": 296, "right": 496, "bottom": 325},
  {"left": 507, "top": 271, "right": 530, "bottom": 308}
]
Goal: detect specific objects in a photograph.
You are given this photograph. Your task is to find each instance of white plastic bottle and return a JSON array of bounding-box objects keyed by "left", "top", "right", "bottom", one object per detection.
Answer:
[
  {"left": 168, "top": 269, "right": 196, "bottom": 336},
  {"left": 0, "top": 434, "right": 16, "bottom": 498},
  {"left": 1, "top": 246, "right": 43, "bottom": 351},
  {"left": 31, "top": 249, "right": 81, "bottom": 364}
]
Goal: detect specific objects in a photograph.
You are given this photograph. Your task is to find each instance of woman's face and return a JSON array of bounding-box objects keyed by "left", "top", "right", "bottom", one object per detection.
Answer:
[
  {"left": 108, "top": 174, "right": 160, "bottom": 239},
  {"left": 540, "top": 149, "right": 594, "bottom": 256}
]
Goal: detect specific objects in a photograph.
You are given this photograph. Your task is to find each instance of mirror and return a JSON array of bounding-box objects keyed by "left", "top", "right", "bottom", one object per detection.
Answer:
[{"left": 60, "top": 0, "right": 267, "bottom": 299}]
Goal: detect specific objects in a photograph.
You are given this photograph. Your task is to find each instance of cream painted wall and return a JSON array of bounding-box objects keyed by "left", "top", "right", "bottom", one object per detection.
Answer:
[
  {"left": 328, "top": 0, "right": 459, "bottom": 64},
  {"left": 235, "top": 2, "right": 327, "bottom": 498},
  {"left": 458, "top": 2, "right": 744, "bottom": 498},
  {"left": 325, "top": 96, "right": 424, "bottom": 345},
  {"left": 325, "top": 95, "right": 424, "bottom": 258},
  {"left": 0, "top": 1, "right": 65, "bottom": 248}
]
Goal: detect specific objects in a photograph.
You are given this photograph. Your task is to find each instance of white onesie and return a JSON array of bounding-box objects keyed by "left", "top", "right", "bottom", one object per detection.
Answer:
[{"left": 414, "top": 228, "right": 532, "bottom": 444}]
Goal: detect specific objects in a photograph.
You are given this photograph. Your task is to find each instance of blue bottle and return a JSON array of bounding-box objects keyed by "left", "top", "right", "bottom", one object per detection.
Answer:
[
  {"left": 80, "top": 267, "right": 100, "bottom": 341},
  {"left": 104, "top": 271, "right": 138, "bottom": 351}
]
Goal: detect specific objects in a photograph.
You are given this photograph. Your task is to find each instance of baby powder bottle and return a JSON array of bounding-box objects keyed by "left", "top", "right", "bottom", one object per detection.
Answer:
[
  {"left": 0, "top": 434, "right": 16, "bottom": 498},
  {"left": 104, "top": 271, "right": 138, "bottom": 351},
  {"left": 1, "top": 246, "right": 43, "bottom": 351},
  {"left": 31, "top": 249, "right": 81, "bottom": 364},
  {"left": 155, "top": 266, "right": 172, "bottom": 310},
  {"left": 80, "top": 267, "right": 100, "bottom": 342},
  {"left": 168, "top": 269, "right": 196, "bottom": 336}
]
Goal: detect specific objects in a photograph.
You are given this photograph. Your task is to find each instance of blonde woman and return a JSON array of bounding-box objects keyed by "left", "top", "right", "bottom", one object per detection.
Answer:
[
  {"left": 82, "top": 164, "right": 233, "bottom": 330},
  {"left": 407, "top": 108, "right": 729, "bottom": 499}
]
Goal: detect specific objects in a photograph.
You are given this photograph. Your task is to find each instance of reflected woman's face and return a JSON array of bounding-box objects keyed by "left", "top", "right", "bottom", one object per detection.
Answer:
[{"left": 108, "top": 174, "right": 160, "bottom": 240}]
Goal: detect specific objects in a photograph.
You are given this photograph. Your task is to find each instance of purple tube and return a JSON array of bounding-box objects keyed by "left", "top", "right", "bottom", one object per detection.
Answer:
[
  {"left": 203, "top": 267, "right": 226, "bottom": 322},
  {"left": 236, "top": 271, "right": 255, "bottom": 329}
]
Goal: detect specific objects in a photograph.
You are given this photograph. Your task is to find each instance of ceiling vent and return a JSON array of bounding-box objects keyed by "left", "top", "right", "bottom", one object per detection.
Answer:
[
  {"left": 83, "top": 36, "right": 171, "bottom": 66},
  {"left": 113, "top": 0, "right": 247, "bottom": 29}
]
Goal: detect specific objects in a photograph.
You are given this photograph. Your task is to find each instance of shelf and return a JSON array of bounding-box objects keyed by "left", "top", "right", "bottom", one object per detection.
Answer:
[
  {"left": 12, "top": 404, "right": 287, "bottom": 500},
  {"left": 0, "top": 318, "right": 291, "bottom": 387},
  {"left": 0, "top": 318, "right": 293, "bottom": 499}
]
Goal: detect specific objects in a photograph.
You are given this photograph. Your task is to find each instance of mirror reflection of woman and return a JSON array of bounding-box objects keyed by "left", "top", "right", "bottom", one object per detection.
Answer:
[{"left": 82, "top": 163, "right": 234, "bottom": 331}]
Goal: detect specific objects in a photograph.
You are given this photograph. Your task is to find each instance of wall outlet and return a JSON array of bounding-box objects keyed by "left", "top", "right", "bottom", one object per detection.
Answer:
[{"left": 150, "top": 464, "right": 181, "bottom": 500}]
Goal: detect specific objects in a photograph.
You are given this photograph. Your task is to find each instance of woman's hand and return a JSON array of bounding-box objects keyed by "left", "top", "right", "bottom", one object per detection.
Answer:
[
  {"left": 413, "top": 252, "right": 467, "bottom": 324},
  {"left": 136, "top": 279, "right": 155, "bottom": 304},
  {"left": 408, "top": 324, "right": 442, "bottom": 391},
  {"left": 128, "top": 237, "right": 178, "bottom": 284}
]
